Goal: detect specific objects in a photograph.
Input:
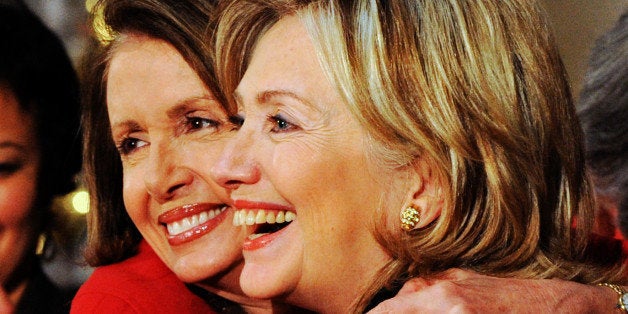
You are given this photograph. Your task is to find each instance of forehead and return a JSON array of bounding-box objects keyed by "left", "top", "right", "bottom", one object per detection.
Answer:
[
  {"left": 106, "top": 34, "right": 211, "bottom": 121},
  {"left": 235, "top": 15, "right": 336, "bottom": 107},
  {"left": 107, "top": 34, "right": 200, "bottom": 100}
]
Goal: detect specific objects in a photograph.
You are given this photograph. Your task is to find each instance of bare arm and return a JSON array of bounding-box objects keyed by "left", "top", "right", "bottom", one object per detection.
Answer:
[{"left": 367, "top": 269, "right": 622, "bottom": 314}]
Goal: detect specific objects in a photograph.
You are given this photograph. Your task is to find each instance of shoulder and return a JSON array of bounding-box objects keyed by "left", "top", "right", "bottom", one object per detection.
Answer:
[{"left": 72, "top": 240, "right": 216, "bottom": 313}]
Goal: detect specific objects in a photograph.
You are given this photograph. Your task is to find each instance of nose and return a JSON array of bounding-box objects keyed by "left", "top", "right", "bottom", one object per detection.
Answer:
[
  {"left": 144, "top": 140, "right": 193, "bottom": 203},
  {"left": 210, "top": 128, "right": 261, "bottom": 190}
]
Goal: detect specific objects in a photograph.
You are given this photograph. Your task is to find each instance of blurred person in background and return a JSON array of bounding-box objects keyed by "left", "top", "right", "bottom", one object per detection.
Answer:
[
  {"left": 577, "top": 10, "right": 628, "bottom": 240},
  {"left": 0, "top": 1, "right": 82, "bottom": 313}
]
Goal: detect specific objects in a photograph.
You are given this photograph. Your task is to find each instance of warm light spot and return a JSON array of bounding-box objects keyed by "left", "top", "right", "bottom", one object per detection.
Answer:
[
  {"left": 85, "top": 0, "right": 115, "bottom": 44},
  {"left": 72, "top": 190, "right": 90, "bottom": 214},
  {"left": 84, "top": 0, "right": 98, "bottom": 11}
]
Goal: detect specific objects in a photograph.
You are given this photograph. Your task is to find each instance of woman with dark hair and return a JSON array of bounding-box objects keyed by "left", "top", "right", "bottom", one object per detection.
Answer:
[
  {"left": 0, "top": 2, "right": 82, "bottom": 313},
  {"left": 72, "top": 0, "right": 282, "bottom": 312}
]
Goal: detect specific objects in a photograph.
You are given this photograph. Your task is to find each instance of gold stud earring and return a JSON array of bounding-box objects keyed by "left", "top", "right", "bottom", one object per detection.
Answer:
[{"left": 400, "top": 205, "right": 420, "bottom": 231}]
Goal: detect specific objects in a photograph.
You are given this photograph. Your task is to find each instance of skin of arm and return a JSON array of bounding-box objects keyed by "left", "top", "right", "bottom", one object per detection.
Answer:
[{"left": 367, "top": 269, "right": 622, "bottom": 314}]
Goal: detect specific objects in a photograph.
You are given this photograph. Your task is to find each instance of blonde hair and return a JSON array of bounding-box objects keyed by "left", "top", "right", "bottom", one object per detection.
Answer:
[{"left": 216, "top": 0, "right": 625, "bottom": 312}]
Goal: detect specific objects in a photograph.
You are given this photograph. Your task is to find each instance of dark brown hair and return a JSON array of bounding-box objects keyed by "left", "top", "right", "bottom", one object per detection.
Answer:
[
  {"left": 81, "top": 0, "right": 220, "bottom": 266},
  {"left": 0, "top": 3, "right": 82, "bottom": 249}
]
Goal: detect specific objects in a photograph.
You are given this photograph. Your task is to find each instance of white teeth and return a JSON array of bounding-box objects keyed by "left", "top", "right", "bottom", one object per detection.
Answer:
[
  {"left": 248, "top": 233, "right": 266, "bottom": 240},
  {"left": 266, "top": 212, "right": 276, "bottom": 224},
  {"left": 255, "top": 210, "right": 266, "bottom": 224},
  {"left": 199, "top": 212, "right": 208, "bottom": 224},
  {"left": 181, "top": 217, "right": 192, "bottom": 229},
  {"left": 165, "top": 207, "right": 226, "bottom": 236},
  {"left": 285, "top": 211, "right": 296, "bottom": 222},
  {"left": 238, "top": 211, "right": 246, "bottom": 225},
  {"left": 232, "top": 209, "right": 296, "bottom": 227},
  {"left": 232, "top": 212, "right": 239, "bottom": 225},
  {"left": 246, "top": 211, "right": 256, "bottom": 225},
  {"left": 167, "top": 221, "right": 181, "bottom": 235},
  {"left": 276, "top": 211, "right": 285, "bottom": 223}
]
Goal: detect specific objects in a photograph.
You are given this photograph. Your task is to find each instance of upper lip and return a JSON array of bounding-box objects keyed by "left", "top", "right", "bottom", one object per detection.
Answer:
[
  {"left": 233, "top": 199, "right": 293, "bottom": 212},
  {"left": 158, "top": 203, "right": 227, "bottom": 223}
]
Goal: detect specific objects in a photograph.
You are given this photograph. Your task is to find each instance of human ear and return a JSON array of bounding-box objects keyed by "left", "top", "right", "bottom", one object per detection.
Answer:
[{"left": 401, "top": 157, "right": 443, "bottom": 230}]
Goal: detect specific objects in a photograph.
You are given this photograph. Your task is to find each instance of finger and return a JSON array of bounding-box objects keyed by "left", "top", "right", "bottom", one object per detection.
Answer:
[
  {"left": 367, "top": 294, "right": 430, "bottom": 314},
  {"left": 397, "top": 277, "right": 432, "bottom": 294},
  {"left": 433, "top": 268, "right": 481, "bottom": 280}
]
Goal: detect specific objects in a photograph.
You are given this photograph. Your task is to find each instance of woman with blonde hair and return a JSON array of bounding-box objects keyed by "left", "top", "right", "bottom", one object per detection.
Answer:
[{"left": 211, "top": 0, "right": 626, "bottom": 312}]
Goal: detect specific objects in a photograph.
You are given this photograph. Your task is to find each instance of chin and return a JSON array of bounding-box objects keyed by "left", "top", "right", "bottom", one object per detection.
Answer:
[
  {"left": 239, "top": 262, "right": 298, "bottom": 300},
  {"left": 171, "top": 251, "right": 238, "bottom": 283}
]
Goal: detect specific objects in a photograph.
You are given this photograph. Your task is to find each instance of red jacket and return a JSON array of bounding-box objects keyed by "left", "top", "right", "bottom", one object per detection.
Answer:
[{"left": 71, "top": 240, "right": 217, "bottom": 313}]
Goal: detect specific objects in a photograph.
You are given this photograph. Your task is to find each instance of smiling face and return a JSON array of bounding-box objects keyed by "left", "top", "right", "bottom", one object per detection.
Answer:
[
  {"left": 0, "top": 85, "right": 39, "bottom": 292},
  {"left": 210, "top": 16, "right": 407, "bottom": 312},
  {"left": 106, "top": 34, "right": 245, "bottom": 287}
]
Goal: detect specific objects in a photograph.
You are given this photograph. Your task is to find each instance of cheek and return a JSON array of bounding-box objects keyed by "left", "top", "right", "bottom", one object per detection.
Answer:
[
  {"left": 121, "top": 167, "right": 147, "bottom": 222},
  {"left": 271, "top": 141, "right": 370, "bottom": 225},
  {"left": 0, "top": 170, "right": 38, "bottom": 227},
  {"left": 184, "top": 141, "right": 224, "bottom": 171}
]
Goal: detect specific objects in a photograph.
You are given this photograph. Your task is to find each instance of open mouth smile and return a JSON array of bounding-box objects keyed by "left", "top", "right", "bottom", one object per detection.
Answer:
[
  {"left": 158, "top": 203, "right": 228, "bottom": 245},
  {"left": 233, "top": 209, "right": 296, "bottom": 240}
]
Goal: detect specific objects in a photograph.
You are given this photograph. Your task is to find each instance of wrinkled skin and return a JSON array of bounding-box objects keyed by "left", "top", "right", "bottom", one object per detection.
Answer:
[{"left": 368, "top": 269, "right": 619, "bottom": 314}]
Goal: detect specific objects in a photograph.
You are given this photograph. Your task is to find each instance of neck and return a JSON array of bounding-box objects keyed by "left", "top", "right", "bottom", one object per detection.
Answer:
[
  {"left": 194, "top": 262, "right": 293, "bottom": 313},
  {"left": 291, "top": 252, "right": 392, "bottom": 313}
]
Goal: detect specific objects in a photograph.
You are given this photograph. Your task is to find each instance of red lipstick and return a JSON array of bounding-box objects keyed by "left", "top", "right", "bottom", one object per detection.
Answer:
[
  {"left": 158, "top": 203, "right": 228, "bottom": 246},
  {"left": 233, "top": 199, "right": 292, "bottom": 211}
]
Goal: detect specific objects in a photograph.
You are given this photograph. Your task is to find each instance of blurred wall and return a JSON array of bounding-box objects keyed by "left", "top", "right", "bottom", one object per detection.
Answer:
[
  {"left": 23, "top": 0, "right": 627, "bottom": 101},
  {"left": 22, "top": 0, "right": 88, "bottom": 63},
  {"left": 541, "top": 0, "right": 627, "bottom": 100}
]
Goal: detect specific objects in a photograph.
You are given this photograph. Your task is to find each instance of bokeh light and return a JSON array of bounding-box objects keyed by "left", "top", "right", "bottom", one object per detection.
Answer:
[{"left": 71, "top": 190, "right": 90, "bottom": 214}]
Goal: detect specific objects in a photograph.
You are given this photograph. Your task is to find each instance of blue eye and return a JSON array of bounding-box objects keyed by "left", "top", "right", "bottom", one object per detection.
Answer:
[{"left": 269, "top": 114, "right": 297, "bottom": 133}]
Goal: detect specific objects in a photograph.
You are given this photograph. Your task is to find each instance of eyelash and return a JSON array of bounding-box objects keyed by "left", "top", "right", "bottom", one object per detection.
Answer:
[
  {"left": 0, "top": 162, "right": 22, "bottom": 177},
  {"left": 115, "top": 117, "right": 223, "bottom": 156},
  {"left": 116, "top": 137, "right": 146, "bottom": 156},
  {"left": 187, "top": 116, "right": 221, "bottom": 131},
  {"left": 267, "top": 113, "right": 298, "bottom": 133},
  {"left": 229, "top": 115, "right": 244, "bottom": 129}
]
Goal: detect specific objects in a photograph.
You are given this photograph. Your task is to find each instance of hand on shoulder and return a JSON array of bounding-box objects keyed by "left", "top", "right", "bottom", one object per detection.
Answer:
[{"left": 367, "top": 268, "right": 620, "bottom": 313}]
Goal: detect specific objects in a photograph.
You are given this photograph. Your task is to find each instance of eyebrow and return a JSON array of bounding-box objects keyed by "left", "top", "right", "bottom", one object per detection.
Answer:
[
  {"left": 0, "top": 141, "right": 28, "bottom": 152},
  {"left": 110, "top": 95, "right": 219, "bottom": 132},
  {"left": 110, "top": 119, "right": 141, "bottom": 135},
  {"left": 233, "top": 89, "right": 316, "bottom": 109},
  {"left": 166, "top": 95, "right": 220, "bottom": 119}
]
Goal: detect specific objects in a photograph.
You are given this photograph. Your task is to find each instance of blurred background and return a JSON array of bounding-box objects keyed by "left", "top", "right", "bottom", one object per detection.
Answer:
[{"left": 17, "top": 0, "right": 628, "bottom": 289}]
